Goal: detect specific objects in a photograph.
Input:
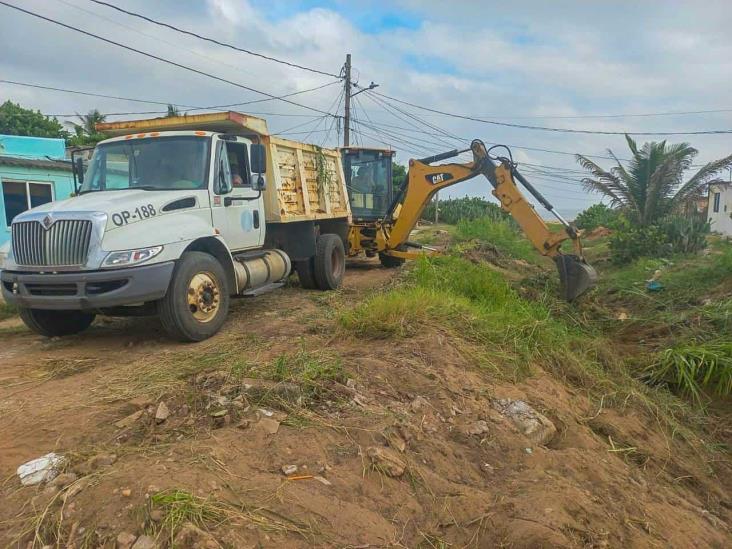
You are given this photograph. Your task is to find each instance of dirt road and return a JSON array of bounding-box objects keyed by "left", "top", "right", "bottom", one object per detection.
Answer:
[{"left": 1, "top": 259, "right": 729, "bottom": 547}]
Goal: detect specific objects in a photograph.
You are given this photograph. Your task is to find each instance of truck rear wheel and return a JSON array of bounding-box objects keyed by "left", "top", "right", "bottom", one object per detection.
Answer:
[
  {"left": 18, "top": 308, "right": 95, "bottom": 337},
  {"left": 379, "top": 252, "right": 405, "bottom": 268},
  {"left": 294, "top": 259, "right": 318, "bottom": 289},
  {"left": 314, "top": 234, "right": 345, "bottom": 290},
  {"left": 159, "top": 252, "right": 230, "bottom": 342}
]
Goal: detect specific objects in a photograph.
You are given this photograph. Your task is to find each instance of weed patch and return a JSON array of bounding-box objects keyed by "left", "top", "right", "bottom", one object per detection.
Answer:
[
  {"left": 454, "top": 218, "right": 538, "bottom": 263},
  {"left": 646, "top": 340, "right": 732, "bottom": 405}
]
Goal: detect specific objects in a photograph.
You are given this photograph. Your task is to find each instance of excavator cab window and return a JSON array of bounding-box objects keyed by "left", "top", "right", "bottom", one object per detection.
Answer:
[{"left": 342, "top": 148, "right": 393, "bottom": 221}]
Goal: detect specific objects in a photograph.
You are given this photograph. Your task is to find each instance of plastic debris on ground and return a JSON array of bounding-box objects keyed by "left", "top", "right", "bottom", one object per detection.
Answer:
[{"left": 17, "top": 452, "right": 65, "bottom": 486}]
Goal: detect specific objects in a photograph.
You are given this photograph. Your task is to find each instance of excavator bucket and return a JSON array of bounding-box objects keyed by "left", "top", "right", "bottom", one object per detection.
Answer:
[{"left": 554, "top": 254, "right": 598, "bottom": 301}]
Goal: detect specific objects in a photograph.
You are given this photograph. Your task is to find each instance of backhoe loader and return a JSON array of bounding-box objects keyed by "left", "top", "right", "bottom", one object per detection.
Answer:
[{"left": 343, "top": 139, "right": 597, "bottom": 301}]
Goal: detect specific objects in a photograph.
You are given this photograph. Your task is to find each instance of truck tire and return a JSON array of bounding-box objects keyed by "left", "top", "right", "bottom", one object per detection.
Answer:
[
  {"left": 158, "top": 252, "right": 230, "bottom": 342},
  {"left": 294, "top": 259, "right": 318, "bottom": 290},
  {"left": 379, "top": 252, "right": 405, "bottom": 268},
  {"left": 18, "top": 308, "right": 95, "bottom": 337},
  {"left": 314, "top": 234, "right": 345, "bottom": 291}
]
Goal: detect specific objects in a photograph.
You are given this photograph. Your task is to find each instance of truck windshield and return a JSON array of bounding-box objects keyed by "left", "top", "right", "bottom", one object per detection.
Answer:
[
  {"left": 343, "top": 150, "right": 392, "bottom": 220},
  {"left": 80, "top": 136, "right": 210, "bottom": 193}
]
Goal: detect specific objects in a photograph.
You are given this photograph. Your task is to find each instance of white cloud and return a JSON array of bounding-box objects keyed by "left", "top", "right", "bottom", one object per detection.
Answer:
[{"left": 1, "top": 0, "right": 730, "bottom": 215}]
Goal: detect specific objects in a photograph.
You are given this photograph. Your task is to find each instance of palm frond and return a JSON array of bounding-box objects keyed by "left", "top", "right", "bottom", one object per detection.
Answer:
[
  {"left": 576, "top": 154, "right": 637, "bottom": 211},
  {"left": 671, "top": 153, "right": 732, "bottom": 209}
]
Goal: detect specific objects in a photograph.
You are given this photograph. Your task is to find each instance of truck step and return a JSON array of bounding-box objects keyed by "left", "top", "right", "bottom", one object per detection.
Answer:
[{"left": 241, "top": 281, "right": 285, "bottom": 297}]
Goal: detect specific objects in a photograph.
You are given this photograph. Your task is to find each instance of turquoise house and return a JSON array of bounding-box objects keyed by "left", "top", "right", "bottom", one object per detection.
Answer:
[{"left": 0, "top": 135, "right": 75, "bottom": 257}]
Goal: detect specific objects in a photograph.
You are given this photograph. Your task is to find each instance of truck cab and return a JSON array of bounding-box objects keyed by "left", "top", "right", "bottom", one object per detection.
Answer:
[{"left": 1, "top": 112, "right": 351, "bottom": 341}]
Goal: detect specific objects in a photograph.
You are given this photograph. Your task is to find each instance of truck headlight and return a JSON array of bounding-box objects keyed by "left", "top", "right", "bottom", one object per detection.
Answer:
[{"left": 102, "top": 246, "right": 163, "bottom": 267}]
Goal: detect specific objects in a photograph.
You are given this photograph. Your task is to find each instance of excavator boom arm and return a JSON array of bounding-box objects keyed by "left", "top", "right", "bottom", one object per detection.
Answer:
[{"left": 382, "top": 140, "right": 597, "bottom": 300}]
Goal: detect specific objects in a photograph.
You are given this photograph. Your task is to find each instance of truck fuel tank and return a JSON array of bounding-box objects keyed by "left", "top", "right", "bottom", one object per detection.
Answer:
[{"left": 233, "top": 249, "right": 291, "bottom": 294}]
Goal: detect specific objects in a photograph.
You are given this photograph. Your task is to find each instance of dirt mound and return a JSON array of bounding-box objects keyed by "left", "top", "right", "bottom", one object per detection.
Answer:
[
  {"left": 587, "top": 226, "right": 613, "bottom": 239},
  {"left": 0, "top": 262, "right": 729, "bottom": 547}
]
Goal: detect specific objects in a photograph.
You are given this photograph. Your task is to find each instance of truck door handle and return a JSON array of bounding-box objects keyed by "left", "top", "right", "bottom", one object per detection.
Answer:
[
  {"left": 224, "top": 192, "right": 262, "bottom": 207},
  {"left": 253, "top": 210, "right": 260, "bottom": 228}
]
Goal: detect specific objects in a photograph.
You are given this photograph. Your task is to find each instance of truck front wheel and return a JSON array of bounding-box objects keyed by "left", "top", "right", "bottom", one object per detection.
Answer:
[
  {"left": 18, "top": 308, "right": 95, "bottom": 337},
  {"left": 159, "top": 252, "right": 230, "bottom": 342},
  {"left": 314, "top": 234, "right": 345, "bottom": 290}
]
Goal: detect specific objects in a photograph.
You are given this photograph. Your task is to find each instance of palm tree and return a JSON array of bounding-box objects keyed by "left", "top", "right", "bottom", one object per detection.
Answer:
[
  {"left": 73, "top": 109, "right": 106, "bottom": 137},
  {"left": 576, "top": 135, "right": 732, "bottom": 226},
  {"left": 166, "top": 104, "right": 180, "bottom": 117}
]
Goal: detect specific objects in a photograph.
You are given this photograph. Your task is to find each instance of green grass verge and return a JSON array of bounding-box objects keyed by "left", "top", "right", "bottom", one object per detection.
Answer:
[
  {"left": 0, "top": 301, "right": 17, "bottom": 321},
  {"left": 454, "top": 218, "right": 539, "bottom": 263},
  {"left": 341, "top": 255, "right": 616, "bottom": 385}
]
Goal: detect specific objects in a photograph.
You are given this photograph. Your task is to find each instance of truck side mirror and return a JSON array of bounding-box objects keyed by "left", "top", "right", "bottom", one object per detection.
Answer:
[
  {"left": 253, "top": 174, "right": 266, "bottom": 192},
  {"left": 250, "top": 144, "right": 266, "bottom": 174},
  {"left": 74, "top": 157, "right": 85, "bottom": 184}
]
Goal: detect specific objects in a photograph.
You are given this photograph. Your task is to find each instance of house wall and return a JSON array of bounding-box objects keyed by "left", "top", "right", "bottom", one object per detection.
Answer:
[
  {"left": 0, "top": 165, "right": 75, "bottom": 255},
  {"left": 708, "top": 184, "right": 732, "bottom": 237}
]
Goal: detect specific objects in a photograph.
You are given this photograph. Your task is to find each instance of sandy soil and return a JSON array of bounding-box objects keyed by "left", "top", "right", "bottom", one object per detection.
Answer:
[{"left": 0, "top": 258, "right": 730, "bottom": 548}]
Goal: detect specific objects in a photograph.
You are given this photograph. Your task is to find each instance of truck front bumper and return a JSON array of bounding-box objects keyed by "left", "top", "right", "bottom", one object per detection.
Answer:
[{"left": 0, "top": 261, "right": 174, "bottom": 310}]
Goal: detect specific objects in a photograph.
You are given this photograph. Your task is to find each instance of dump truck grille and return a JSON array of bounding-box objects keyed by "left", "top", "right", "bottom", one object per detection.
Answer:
[{"left": 12, "top": 220, "right": 93, "bottom": 267}]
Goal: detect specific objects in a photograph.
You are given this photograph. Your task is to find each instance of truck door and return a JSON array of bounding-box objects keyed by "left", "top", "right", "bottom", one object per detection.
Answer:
[{"left": 211, "top": 136, "right": 265, "bottom": 252}]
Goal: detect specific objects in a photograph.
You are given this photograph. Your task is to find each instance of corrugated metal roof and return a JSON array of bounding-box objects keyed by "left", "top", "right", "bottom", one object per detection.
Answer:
[{"left": 0, "top": 155, "right": 72, "bottom": 171}]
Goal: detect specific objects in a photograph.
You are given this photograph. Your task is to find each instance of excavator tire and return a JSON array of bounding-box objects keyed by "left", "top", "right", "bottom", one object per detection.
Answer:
[
  {"left": 313, "top": 234, "right": 345, "bottom": 290},
  {"left": 379, "top": 252, "right": 405, "bottom": 268},
  {"left": 295, "top": 258, "right": 318, "bottom": 289}
]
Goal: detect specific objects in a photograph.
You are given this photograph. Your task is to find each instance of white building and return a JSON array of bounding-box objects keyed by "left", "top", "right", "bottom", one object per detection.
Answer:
[{"left": 708, "top": 182, "right": 732, "bottom": 237}]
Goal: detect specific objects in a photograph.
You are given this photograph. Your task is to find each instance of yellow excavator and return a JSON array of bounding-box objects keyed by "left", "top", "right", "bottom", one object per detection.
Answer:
[{"left": 342, "top": 139, "right": 597, "bottom": 301}]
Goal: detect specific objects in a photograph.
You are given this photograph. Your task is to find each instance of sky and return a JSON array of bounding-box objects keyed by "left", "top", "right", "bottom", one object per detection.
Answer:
[{"left": 2, "top": 0, "right": 732, "bottom": 218}]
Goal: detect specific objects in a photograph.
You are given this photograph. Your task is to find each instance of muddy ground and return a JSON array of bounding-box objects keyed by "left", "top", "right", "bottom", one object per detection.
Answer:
[{"left": 0, "top": 258, "right": 730, "bottom": 548}]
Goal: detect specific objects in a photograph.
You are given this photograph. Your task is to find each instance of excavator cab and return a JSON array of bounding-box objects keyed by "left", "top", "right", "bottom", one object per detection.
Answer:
[{"left": 341, "top": 148, "right": 395, "bottom": 222}]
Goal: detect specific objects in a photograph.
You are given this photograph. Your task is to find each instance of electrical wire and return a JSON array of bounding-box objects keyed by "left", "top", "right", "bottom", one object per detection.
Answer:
[
  {"left": 0, "top": 1, "right": 337, "bottom": 117},
  {"left": 367, "top": 90, "right": 732, "bottom": 136},
  {"left": 87, "top": 0, "right": 341, "bottom": 79},
  {"left": 0, "top": 79, "right": 341, "bottom": 118}
]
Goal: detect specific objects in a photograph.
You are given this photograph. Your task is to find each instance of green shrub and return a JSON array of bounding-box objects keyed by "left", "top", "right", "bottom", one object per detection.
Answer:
[
  {"left": 646, "top": 340, "right": 732, "bottom": 405},
  {"left": 575, "top": 203, "right": 624, "bottom": 231},
  {"left": 455, "top": 217, "right": 536, "bottom": 262},
  {"left": 608, "top": 225, "right": 668, "bottom": 264},
  {"left": 422, "top": 196, "right": 510, "bottom": 225},
  {"left": 661, "top": 216, "right": 710, "bottom": 254}
]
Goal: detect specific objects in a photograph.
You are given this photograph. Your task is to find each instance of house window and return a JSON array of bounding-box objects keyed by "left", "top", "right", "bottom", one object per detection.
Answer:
[
  {"left": 713, "top": 192, "right": 721, "bottom": 213},
  {"left": 2, "top": 180, "right": 54, "bottom": 226}
]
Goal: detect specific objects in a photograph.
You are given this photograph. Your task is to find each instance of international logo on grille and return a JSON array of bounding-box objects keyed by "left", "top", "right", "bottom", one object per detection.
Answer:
[{"left": 41, "top": 215, "right": 53, "bottom": 230}]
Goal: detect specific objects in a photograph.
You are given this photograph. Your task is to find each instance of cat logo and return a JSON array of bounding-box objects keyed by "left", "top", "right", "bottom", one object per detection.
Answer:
[{"left": 425, "top": 172, "right": 453, "bottom": 185}]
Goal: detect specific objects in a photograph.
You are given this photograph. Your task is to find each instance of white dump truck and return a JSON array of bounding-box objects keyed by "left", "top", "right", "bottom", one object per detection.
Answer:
[{"left": 1, "top": 112, "right": 351, "bottom": 341}]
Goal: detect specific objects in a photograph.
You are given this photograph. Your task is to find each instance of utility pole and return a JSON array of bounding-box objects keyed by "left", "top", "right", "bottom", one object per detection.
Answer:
[
  {"left": 434, "top": 192, "right": 439, "bottom": 224},
  {"left": 343, "top": 53, "right": 377, "bottom": 147},
  {"left": 343, "top": 54, "right": 351, "bottom": 147}
]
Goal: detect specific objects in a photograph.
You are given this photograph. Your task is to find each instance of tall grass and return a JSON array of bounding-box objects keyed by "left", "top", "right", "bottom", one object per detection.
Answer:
[
  {"left": 646, "top": 341, "right": 732, "bottom": 405},
  {"left": 341, "top": 255, "right": 611, "bottom": 384},
  {"left": 454, "top": 218, "right": 537, "bottom": 262},
  {"left": 0, "top": 302, "right": 16, "bottom": 321}
]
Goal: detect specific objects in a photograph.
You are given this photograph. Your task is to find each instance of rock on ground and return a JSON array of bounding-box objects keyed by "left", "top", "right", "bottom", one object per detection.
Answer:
[
  {"left": 173, "top": 522, "right": 220, "bottom": 548},
  {"left": 491, "top": 398, "right": 556, "bottom": 445},
  {"left": 366, "top": 446, "right": 406, "bottom": 477}
]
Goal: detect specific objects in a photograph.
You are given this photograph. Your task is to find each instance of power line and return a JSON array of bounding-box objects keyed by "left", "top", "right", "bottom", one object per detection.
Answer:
[
  {"left": 87, "top": 0, "right": 342, "bottom": 79},
  {"left": 0, "top": 2, "right": 337, "bottom": 117},
  {"left": 0, "top": 79, "right": 199, "bottom": 109},
  {"left": 367, "top": 90, "right": 732, "bottom": 136},
  {"left": 0, "top": 78, "right": 340, "bottom": 118}
]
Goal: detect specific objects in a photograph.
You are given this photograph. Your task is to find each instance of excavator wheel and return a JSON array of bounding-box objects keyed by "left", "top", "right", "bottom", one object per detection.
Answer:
[{"left": 379, "top": 252, "right": 405, "bottom": 268}]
